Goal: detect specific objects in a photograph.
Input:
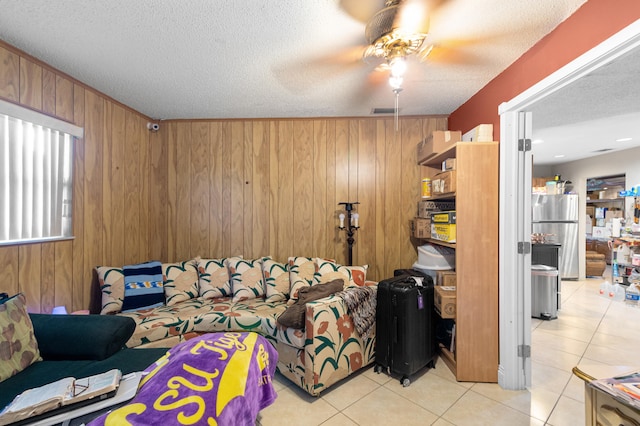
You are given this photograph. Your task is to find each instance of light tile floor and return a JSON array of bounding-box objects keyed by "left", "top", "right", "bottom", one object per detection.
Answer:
[{"left": 258, "top": 272, "right": 640, "bottom": 425}]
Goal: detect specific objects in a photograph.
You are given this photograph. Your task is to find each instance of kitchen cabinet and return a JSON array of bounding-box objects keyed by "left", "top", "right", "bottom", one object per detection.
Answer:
[{"left": 419, "top": 141, "right": 499, "bottom": 382}]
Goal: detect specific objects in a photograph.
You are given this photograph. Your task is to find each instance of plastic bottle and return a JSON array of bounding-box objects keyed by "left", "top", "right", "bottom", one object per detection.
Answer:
[
  {"left": 599, "top": 280, "right": 612, "bottom": 297},
  {"left": 625, "top": 283, "right": 640, "bottom": 307},
  {"left": 611, "top": 283, "right": 626, "bottom": 302},
  {"left": 612, "top": 259, "right": 620, "bottom": 283}
]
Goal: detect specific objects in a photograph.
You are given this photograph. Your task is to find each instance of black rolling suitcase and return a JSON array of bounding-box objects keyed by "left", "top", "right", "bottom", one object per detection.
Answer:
[{"left": 374, "top": 273, "right": 436, "bottom": 386}]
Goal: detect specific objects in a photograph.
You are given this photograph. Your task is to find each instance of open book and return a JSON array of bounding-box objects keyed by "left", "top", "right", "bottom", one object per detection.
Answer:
[
  {"left": 590, "top": 369, "right": 640, "bottom": 410},
  {"left": 0, "top": 369, "right": 122, "bottom": 426}
]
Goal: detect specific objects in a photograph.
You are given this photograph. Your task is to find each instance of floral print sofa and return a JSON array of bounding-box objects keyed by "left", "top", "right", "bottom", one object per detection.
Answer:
[{"left": 96, "top": 256, "right": 376, "bottom": 396}]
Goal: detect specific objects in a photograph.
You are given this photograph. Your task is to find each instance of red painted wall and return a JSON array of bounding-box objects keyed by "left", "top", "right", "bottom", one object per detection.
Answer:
[{"left": 449, "top": 0, "right": 640, "bottom": 134}]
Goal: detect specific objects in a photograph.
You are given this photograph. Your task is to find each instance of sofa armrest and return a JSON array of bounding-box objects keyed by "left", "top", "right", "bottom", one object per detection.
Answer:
[
  {"left": 29, "top": 314, "right": 136, "bottom": 361},
  {"left": 302, "top": 293, "right": 375, "bottom": 394}
]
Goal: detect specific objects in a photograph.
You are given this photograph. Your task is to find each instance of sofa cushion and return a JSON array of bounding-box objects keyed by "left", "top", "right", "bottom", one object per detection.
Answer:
[
  {"left": 96, "top": 266, "right": 125, "bottom": 314},
  {"left": 193, "top": 298, "right": 287, "bottom": 335},
  {"left": 227, "top": 257, "right": 266, "bottom": 302},
  {"left": 0, "top": 347, "right": 167, "bottom": 411},
  {"left": 29, "top": 314, "right": 135, "bottom": 361},
  {"left": 163, "top": 260, "right": 199, "bottom": 306},
  {"left": 197, "top": 257, "right": 233, "bottom": 299},
  {"left": 277, "top": 279, "right": 344, "bottom": 329},
  {"left": 344, "top": 265, "right": 369, "bottom": 287},
  {"left": 0, "top": 294, "right": 42, "bottom": 383},
  {"left": 287, "top": 256, "right": 317, "bottom": 304},
  {"left": 262, "top": 258, "right": 289, "bottom": 302}
]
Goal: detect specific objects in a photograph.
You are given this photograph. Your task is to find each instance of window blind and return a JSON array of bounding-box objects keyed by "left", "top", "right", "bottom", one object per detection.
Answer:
[{"left": 0, "top": 100, "right": 83, "bottom": 245}]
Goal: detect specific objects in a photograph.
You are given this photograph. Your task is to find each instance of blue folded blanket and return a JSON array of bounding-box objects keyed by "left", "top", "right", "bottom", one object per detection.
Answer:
[{"left": 121, "top": 261, "right": 164, "bottom": 311}]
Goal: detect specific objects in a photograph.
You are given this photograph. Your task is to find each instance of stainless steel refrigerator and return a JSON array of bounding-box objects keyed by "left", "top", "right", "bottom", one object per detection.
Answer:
[{"left": 531, "top": 194, "right": 579, "bottom": 279}]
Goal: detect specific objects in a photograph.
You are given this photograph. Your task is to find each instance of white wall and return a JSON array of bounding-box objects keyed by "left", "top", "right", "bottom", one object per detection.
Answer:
[{"left": 534, "top": 145, "right": 640, "bottom": 278}]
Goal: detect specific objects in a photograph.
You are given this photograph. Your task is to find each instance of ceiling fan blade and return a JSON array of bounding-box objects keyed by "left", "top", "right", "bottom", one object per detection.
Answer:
[
  {"left": 393, "top": 0, "right": 430, "bottom": 34},
  {"left": 271, "top": 45, "right": 368, "bottom": 94},
  {"left": 339, "top": 0, "right": 388, "bottom": 23}
]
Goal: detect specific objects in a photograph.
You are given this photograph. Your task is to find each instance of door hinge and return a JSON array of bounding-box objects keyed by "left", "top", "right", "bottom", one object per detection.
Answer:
[
  {"left": 518, "top": 242, "right": 531, "bottom": 254},
  {"left": 518, "top": 138, "right": 531, "bottom": 152},
  {"left": 518, "top": 344, "right": 531, "bottom": 358}
]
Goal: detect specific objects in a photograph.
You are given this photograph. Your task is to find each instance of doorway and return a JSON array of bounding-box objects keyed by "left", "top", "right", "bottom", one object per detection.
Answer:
[{"left": 497, "top": 21, "right": 640, "bottom": 390}]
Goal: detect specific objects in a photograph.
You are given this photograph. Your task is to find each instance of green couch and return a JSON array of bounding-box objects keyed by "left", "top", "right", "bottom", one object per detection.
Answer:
[{"left": 0, "top": 314, "right": 167, "bottom": 410}]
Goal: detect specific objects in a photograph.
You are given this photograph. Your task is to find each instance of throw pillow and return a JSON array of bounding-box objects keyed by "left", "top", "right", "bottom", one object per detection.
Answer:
[
  {"left": 287, "top": 256, "right": 317, "bottom": 304},
  {"left": 315, "top": 259, "right": 369, "bottom": 287},
  {"left": 96, "top": 266, "right": 125, "bottom": 314},
  {"left": 345, "top": 265, "right": 369, "bottom": 287},
  {"left": 315, "top": 258, "right": 350, "bottom": 288},
  {"left": 121, "top": 261, "right": 165, "bottom": 312},
  {"left": 0, "top": 294, "right": 42, "bottom": 383},
  {"left": 277, "top": 279, "right": 344, "bottom": 329},
  {"left": 197, "top": 257, "right": 233, "bottom": 299},
  {"left": 227, "top": 257, "right": 266, "bottom": 302},
  {"left": 262, "top": 258, "right": 289, "bottom": 302},
  {"left": 163, "top": 260, "right": 200, "bottom": 306}
]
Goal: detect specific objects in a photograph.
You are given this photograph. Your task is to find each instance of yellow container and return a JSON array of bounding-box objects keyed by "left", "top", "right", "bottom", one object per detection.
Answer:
[{"left": 422, "top": 178, "right": 431, "bottom": 198}]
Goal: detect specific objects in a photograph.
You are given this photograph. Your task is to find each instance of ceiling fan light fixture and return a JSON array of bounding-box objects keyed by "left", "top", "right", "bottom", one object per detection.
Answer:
[
  {"left": 389, "top": 55, "right": 407, "bottom": 77},
  {"left": 389, "top": 75, "right": 403, "bottom": 89}
]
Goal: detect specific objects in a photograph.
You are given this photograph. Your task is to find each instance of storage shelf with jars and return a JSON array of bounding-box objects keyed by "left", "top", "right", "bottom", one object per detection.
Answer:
[{"left": 416, "top": 139, "right": 499, "bottom": 383}]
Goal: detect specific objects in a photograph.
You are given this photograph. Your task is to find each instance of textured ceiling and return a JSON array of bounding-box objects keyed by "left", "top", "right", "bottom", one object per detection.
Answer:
[
  {"left": 0, "top": 0, "right": 588, "bottom": 120},
  {"left": 530, "top": 43, "right": 640, "bottom": 165}
]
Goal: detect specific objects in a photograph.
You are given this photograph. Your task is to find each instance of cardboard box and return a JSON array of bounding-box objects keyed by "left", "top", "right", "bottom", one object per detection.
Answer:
[
  {"left": 605, "top": 210, "right": 623, "bottom": 222},
  {"left": 417, "top": 200, "right": 456, "bottom": 218},
  {"left": 443, "top": 158, "right": 457, "bottom": 171},
  {"left": 432, "top": 170, "right": 457, "bottom": 194},
  {"left": 436, "top": 270, "right": 457, "bottom": 286},
  {"left": 431, "top": 211, "right": 456, "bottom": 224},
  {"left": 435, "top": 286, "right": 457, "bottom": 319},
  {"left": 431, "top": 223, "right": 456, "bottom": 243},
  {"left": 462, "top": 124, "right": 493, "bottom": 142},
  {"left": 417, "top": 131, "right": 462, "bottom": 163},
  {"left": 592, "top": 226, "right": 611, "bottom": 238},
  {"left": 412, "top": 217, "right": 431, "bottom": 239}
]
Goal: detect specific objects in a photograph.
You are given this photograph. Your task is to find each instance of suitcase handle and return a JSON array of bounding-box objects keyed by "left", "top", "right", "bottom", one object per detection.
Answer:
[{"left": 393, "top": 316, "right": 398, "bottom": 343}]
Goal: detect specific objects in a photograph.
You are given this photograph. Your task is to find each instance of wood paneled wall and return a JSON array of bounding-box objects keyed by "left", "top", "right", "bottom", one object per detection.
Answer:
[
  {"left": 0, "top": 42, "right": 162, "bottom": 313},
  {"left": 0, "top": 40, "right": 447, "bottom": 313},
  {"left": 161, "top": 116, "right": 447, "bottom": 281}
]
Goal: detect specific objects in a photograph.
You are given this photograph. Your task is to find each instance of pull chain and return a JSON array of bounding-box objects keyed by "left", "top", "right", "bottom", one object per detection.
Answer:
[{"left": 393, "top": 88, "right": 402, "bottom": 131}]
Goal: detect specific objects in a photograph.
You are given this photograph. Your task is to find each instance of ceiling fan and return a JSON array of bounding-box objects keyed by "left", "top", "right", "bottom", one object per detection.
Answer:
[
  {"left": 341, "top": 0, "right": 443, "bottom": 93},
  {"left": 339, "top": 0, "right": 447, "bottom": 127}
]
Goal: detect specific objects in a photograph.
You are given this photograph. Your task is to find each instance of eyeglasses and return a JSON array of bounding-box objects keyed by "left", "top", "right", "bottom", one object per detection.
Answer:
[{"left": 72, "top": 382, "right": 89, "bottom": 397}]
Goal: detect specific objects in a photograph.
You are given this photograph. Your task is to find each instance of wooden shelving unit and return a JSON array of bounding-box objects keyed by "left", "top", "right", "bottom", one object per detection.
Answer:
[{"left": 420, "top": 141, "right": 499, "bottom": 383}]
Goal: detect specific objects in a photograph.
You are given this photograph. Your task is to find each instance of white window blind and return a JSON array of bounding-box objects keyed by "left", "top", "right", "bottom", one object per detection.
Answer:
[{"left": 0, "top": 100, "right": 83, "bottom": 245}]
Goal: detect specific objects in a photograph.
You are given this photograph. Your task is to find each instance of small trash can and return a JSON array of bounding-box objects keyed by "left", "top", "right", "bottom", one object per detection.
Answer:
[{"left": 531, "top": 264, "right": 559, "bottom": 320}]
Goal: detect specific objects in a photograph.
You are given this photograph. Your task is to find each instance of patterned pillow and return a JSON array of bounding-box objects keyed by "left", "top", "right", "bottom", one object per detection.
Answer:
[
  {"left": 122, "top": 261, "right": 165, "bottom": 311},
  {"left": 315, "top": 258, "right": 350, "bottom": 288},
  {"left": 315, "top": 259, "right": 369, "bottom": 287},
  {"left": 345, "top": 265, "right": 369, "bottom": 287},
  {"left": 262, "top": 258, "right": 289, "bottom": 302},
  {"left": 97, "top": 266, "right": 125, "bottom": 314},
  {"left": 227, "top": 257, "right": 266, "bottom": 302},
  {"left": 163, "top": 260, "right": 200, "bottom": 306},
  {"left": 0, "top": 293, "right": 42, "bottom": 382},
  {"left": 288, "top": 257, "right": 317, "bottom": 304},
  {"left": 197, "top": 257, "right": 233, "bottom": 300}
]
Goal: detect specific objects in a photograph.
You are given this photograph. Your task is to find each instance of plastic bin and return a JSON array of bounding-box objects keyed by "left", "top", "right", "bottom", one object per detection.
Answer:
[{"left": 416, "top": 244, "right": 455, "bottom": 269}]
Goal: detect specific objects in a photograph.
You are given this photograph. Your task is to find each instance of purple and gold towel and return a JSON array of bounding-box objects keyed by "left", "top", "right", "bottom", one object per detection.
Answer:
[{"left": 88, "top": 332, "right": 278, "bottom": 425}]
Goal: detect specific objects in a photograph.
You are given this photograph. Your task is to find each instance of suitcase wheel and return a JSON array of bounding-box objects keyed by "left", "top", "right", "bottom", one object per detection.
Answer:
[
  {"left": 373, "top": 364, "right": 383, "bottom": 374},
  {"left": 401, "top": 376, "right": 410, "bottom": 387}
]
